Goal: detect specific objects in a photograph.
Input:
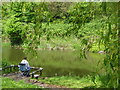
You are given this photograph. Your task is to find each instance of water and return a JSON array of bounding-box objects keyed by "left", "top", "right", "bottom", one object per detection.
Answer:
[{"left": 2, "top": 46, "right": 103, "bottom": 77}]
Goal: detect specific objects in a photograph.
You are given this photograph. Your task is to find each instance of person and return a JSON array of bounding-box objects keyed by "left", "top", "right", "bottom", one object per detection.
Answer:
[{"left": 19, "top": 57, "right": 31, "bottom": 77}]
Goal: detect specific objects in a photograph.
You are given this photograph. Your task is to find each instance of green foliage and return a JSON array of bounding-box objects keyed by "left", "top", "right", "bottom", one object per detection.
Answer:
[
  {"left": 67, "top": 2, "right": 100, "bottom": 36},
  {"left": 2, "top": 2, "right": 50, "bottom": 46},
  {"left": 2, "top": 59, "right": 11, "bottom": 67},
  {"left": 99, "top": 2, "right": 119, "bottom": 88},
  {"left": 42, "top": 22, "right": 72, "bottom": 38},
  {"left": 3, "top": 18, "right": 25, "bottom": 45},
  {"left": 67, "top": 2, "right": 119, "bottom": 88},
  {"left": 48, "top": 2, "right": 72, "bottom": 21}
]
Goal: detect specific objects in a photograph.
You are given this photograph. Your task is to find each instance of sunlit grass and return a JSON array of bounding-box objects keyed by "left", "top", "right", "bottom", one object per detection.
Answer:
[
  {"left": 38, "top": 75, "right": 102, "bottom": 88},
  {"left": 1, "top": 77, "right": 41, "bottom": 88}
]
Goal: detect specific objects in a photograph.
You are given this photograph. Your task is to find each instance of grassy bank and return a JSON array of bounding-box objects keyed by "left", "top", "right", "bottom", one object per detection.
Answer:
[
  {"left": 1, "top": 75, "right": 101, "bottom": 88},
  {"left": 38, "top": 75, "right": 102, "bottom": 88},
  {"left": 1, "top": 76, "right": 41, "bottom": 88},
  {"left": 2, "top": 37, "right": 103, "bottom": 53}
]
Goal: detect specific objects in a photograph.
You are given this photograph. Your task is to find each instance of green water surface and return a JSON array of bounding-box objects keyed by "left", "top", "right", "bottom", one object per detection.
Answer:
[{"left": 2, "top": 45, "right": 104, "bottom": 77}]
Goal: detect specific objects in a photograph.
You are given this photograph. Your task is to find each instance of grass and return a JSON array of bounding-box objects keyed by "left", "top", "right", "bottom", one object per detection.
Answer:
[
  {"left": 1, "top": 76, "right": 41, "bottom": 88},
  {"left": 1, "top": 75, "right": 102, "bottom": 88},
  {"left": 38, "top": 75, "right": 102, "bottom": 88}
]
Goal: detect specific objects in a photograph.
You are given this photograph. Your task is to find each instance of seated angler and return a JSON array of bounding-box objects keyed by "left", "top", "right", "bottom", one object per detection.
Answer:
[{"left": 19, "top": 57, "right": 31, "bottom": 77}]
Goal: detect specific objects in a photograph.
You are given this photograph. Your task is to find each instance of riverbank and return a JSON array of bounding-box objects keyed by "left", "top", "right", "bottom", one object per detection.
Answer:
[
  {"left": 2, "top": 73, "right": 103, "bottom": 88},
  {"left": 38, "top": 75, "right": 102, "bottom": 88},
  {"left": 1, "top": 59, "right": 103, "bottom": 88},
  {"left": 2, "top": 72, "right": 67, "bottom": 88},
  {"left": 1, "top": 76, "right": 41, "bottom": 88},
  {"left": 2, "top": 36, "right": 104, "bottom": 53}
]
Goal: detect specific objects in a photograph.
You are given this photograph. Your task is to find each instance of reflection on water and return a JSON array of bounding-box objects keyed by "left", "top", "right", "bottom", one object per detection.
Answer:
[{"left": 2, "top": 46, "right": 103, "bottom": 77}]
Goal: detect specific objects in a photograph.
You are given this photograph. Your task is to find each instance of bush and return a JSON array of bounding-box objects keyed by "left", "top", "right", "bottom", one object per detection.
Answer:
[{"left": 2, "top": 59, "right": 11, "bottom": 67}]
